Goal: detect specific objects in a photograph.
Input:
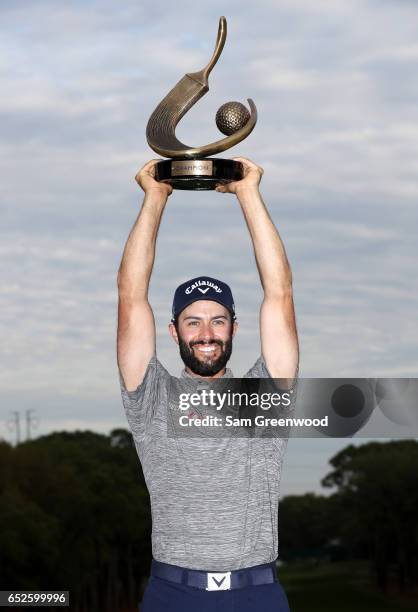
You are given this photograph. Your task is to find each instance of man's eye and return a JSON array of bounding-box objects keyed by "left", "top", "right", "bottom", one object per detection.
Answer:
[
  {"left": 188, "top": 321, "right": 199, "bottom": 326},
  {"left": 213, "top": 319, "right": 224, "bottom": 325}
]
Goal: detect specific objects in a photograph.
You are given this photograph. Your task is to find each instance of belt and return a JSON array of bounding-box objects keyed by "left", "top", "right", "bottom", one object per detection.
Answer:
[{"left": 151, "top": 559, "right": 278, "bottom": 591}]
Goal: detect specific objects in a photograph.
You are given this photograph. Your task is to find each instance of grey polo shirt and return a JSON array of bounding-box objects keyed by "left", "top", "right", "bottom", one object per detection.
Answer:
[{"left": 119, "top": 355, "right": 291, "bottom": 571}]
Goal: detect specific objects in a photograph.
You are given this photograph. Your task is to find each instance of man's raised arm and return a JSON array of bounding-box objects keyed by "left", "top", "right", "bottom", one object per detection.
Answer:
[
  {"left": 215, "top": 158, "right": 299, "bottom": 381},
  {"left": 117, "top": 160, "right": 172, "bottom": 391}
]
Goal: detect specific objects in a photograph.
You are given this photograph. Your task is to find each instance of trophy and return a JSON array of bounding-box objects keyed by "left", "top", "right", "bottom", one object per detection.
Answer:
[{"left": 146, "top": 16, "right": 257, "bottom": 190}]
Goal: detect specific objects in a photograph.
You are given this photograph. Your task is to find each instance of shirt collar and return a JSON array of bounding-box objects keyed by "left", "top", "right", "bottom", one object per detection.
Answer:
[{"left": 180, "top": 367, "right": 234, "bottom": 379}]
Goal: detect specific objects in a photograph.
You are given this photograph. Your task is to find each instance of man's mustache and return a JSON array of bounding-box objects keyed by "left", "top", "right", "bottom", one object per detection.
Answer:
[{"left": 189, "top": 339, "right": 224, "bottom": 349}]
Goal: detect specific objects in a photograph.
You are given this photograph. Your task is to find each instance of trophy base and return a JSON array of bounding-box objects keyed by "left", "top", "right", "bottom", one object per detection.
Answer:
[{"left": 154, "top": 158, "right": 243, "bottom": 191}]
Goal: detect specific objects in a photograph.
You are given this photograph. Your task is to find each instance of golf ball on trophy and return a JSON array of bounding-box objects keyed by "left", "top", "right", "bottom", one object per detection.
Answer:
[{"left": 216, "top": 101, "right": 251, "bottom": 136}]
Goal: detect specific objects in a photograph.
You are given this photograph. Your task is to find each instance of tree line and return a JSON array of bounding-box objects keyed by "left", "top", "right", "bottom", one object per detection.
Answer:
[
  {"left": 0, "top": 432, "right": 417, "bottom": 611},
  {"left": 280, "top": 440, "right": 418, "bottom": 593}
]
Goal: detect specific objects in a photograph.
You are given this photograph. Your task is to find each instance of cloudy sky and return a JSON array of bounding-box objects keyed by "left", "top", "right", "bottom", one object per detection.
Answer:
[{"left": 1, "top": 0, "right": 418, "bottom": 495}]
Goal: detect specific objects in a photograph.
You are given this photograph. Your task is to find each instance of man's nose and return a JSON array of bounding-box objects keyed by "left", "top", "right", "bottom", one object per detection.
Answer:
[{"left": 199, "top": 322, "right": 214, "bottom": 341}]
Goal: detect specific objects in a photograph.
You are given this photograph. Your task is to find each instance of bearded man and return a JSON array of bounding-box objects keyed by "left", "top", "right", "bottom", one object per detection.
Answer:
[{"left": 117, "top": 157, "right": 299, "bottom": 612}]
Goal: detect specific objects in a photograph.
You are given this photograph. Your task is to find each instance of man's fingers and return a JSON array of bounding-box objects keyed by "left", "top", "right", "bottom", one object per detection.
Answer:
[
  {"left": 215, "top": 184, "right": 227, "bottom": 193},
  {"left": 143, "top": 158, "right": 161, "bottom": 169},
  {"left": 232, "top": 156, "right": 263, "bottom": 174},
  {"left": 233, "top": 158, "right": 253, "bottom": 171},
  {"left": 233, "top": 156, "right": 255, "bottom": 166},
  {"left": 135, "top": 159, "right": 161, "bottom": 179}
]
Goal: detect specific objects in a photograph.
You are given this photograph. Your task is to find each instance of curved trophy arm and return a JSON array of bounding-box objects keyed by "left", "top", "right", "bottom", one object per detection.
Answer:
[
  {"left": 146, "top": 16, "right": 258, "bottom": 159},
  {"left": 201, "top": 13, "right": 227, "bottom": 82}
]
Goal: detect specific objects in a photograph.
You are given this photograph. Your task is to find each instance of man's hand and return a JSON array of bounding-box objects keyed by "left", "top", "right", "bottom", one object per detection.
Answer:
[
  {"left": 215, "top": 157, "right": 264, "bottom": 195},
  {"left": 135, "top": 159, "right": 173, "bottom": 197}
]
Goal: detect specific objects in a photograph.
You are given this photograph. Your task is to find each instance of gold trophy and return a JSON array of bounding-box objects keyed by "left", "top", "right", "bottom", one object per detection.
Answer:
[{"left": 146, "top": 16, "right": 258, "bottom": 190}]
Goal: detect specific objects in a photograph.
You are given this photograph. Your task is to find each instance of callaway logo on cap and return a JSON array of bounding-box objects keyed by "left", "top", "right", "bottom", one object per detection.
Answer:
[{"left": 172, "top": 276, "right": 235, "bottom": 321}]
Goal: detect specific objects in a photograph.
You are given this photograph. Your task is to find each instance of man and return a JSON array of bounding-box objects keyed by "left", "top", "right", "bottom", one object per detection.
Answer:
[{"left": 117, "top": 157, "right": 299, "bottom": 611}]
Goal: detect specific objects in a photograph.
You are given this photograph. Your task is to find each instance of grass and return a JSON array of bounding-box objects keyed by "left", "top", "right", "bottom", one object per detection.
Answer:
[{"left": 279, "top": 560, "right": 418, "bottom": 612}]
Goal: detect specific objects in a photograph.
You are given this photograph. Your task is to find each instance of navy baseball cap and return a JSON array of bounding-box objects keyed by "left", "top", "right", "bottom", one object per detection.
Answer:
[{"left": 172, "top": 276, "right": 235, "bottom": 322}]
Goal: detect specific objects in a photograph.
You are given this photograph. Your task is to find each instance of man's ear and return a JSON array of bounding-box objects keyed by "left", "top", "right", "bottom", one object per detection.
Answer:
[
  {"left": 169, "top": 322, "right": 179, "bottom": 345},
  {"left": 232, "top": 320, "right": 239, "bottom": 338}
]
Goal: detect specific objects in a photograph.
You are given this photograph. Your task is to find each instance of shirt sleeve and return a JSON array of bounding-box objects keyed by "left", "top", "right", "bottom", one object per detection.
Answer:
[
  {"left": 244, "top": 355, "right": 299, "bottom": 389},
  {"left": 118, "top": 354, "right": 170, "bottom": 441},
  {"left": 244, "top": 354, "right": 298, "bottom": 414},
  {"left": 244, "top": 355, "right": 272, "bottom": 378}
]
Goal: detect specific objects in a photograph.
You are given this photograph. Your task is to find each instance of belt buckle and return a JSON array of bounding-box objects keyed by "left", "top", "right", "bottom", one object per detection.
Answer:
[{"left": 206, "top": 571, "right": 231, "bottom": 591}]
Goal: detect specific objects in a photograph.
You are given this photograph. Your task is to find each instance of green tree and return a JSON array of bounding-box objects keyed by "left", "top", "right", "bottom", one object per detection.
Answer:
[
  {"left": 280, "top": 493, "right": 339, "bottom": 561},
  {"left": 0, "top": 430, "right": 152, "bottom": 611},
  {"left": 322, "top": 440, "right": 418, "bottom": 592}
]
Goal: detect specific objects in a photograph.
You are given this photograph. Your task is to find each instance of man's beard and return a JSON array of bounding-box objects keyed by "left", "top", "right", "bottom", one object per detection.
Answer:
[{"left": 178, "top": 334, "right": 233, "bottom": 376}]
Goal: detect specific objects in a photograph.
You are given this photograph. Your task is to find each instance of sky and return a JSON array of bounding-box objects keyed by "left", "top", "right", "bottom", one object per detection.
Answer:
[{"left": 1, "top": 0, "right": 418, "bottom": 495}]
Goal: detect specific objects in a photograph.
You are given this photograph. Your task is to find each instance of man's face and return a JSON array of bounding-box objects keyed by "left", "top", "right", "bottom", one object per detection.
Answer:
[{"left": 169, "top": 300, "right": 237, "bottom": 377}]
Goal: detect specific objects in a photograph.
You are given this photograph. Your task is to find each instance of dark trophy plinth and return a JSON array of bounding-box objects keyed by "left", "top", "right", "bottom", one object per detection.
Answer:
[
  {"left": 145, "top": 16, "right": 257, "bottom": 191},
  {"left": 154, "top": 158, "right": 243, "bottom": 191}
]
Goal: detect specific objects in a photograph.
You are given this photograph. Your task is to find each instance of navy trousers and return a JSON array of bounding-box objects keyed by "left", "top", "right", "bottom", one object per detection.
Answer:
[{"left": 139, "top": 563, "right": 291, "bottom": 612}]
